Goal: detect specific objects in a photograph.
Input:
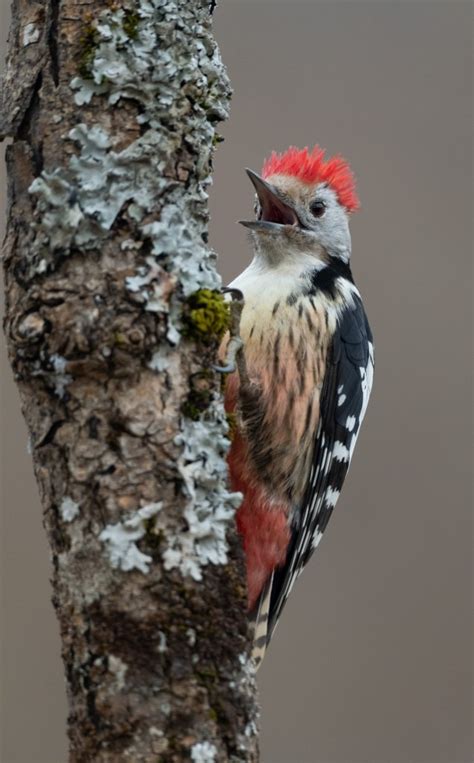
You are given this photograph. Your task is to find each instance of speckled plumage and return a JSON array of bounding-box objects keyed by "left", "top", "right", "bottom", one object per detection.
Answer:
[{"left": 223, "top": 148, "right": 374, "bottom": 665}]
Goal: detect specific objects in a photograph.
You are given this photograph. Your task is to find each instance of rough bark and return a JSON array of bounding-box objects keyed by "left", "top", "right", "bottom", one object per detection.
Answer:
[{"left": 1, "top": 1, "right": 259, "bottom": 761}]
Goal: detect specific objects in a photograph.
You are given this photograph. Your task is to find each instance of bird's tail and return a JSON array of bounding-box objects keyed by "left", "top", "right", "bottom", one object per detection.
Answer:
[{"left": 249, "top": 571, "right": 274, "bottom": 669}]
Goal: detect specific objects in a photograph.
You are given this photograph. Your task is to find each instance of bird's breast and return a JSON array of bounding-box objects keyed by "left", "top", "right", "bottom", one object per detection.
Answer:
[{"left": 225, "top": 285, "right": 331, "bottom": 505}]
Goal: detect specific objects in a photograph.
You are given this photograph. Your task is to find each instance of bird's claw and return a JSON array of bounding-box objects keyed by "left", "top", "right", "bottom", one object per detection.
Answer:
[
  {"left": 221, "top": 286, "right": 244, "bottom": 302},
  {"left": 213, "top": 337, "right": 244, "bottom": 375},
  {"left": 212, "top": 362, "right": 236, "bottom": 374},
  {"left": 213, "top": 288, "right": 247, "bottom": 378}
]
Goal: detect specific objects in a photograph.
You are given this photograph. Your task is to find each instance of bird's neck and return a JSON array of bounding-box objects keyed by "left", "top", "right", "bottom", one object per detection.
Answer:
[{"left": 253, "top": 233, "right": 351, "bottom": 270}]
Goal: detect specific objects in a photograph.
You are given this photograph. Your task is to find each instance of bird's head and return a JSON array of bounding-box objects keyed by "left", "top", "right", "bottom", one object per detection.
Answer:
[{"left": 240, "top": 145, "right": 359, "bottom": 265}]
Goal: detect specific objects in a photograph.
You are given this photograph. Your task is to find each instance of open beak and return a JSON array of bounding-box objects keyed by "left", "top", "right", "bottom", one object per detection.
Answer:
[{"left": 239, "top": 169, "right": 299, "bottom": 231}]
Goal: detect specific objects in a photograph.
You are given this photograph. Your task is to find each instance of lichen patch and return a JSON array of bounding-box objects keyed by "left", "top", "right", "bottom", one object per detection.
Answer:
[
  {"left": 162, "top": 403, "right": 242, "bottom": 580},
  {"left": 59, "top": 496, "right": 80, "bottom": 522},
  {"left": 191, "top": 741, "right": 218, "bottom": 763},
  {"left": 99, "top": 502, "right": 162, "bottom": 574}
]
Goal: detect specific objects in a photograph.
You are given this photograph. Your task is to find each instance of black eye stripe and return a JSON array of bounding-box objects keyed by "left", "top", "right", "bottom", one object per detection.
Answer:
[{"left": 310, "top": 200, "right": 326, "bottom": 218}]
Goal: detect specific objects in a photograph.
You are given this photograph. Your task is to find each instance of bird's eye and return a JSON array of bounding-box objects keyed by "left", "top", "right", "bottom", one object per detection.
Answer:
[{"left": 310, "top": 200, "right": 326, "bottom": 218}]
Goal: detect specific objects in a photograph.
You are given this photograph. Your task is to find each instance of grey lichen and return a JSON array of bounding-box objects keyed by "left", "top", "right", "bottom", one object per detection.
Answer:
[
  {"left": 99, "top": 502, "right": 163, "bottom": 574},
  {"left": 28, "top": 124, "right": 170, "bottom": 255},
  {"left": 147, "top": 343, "right": 175, "bottom": 372},
  {"left": 163, "top": 403, "right": 242, "bottom": 581},
  {"left": 22, "top": 23, "right": 41, "bottom": 47},
  {"left": 59, "top": 496, "right": 80, "bottom": 522},
  {"left": 157, "top": 630, "right": 167, "bottom": 653},
  {"left": 232, "top": 654, "right": 260, "bottom": 754},
  {"left": 70, "top": 4, "right": 229, "bottom": 125},
  {"left": 50, "top": 354, "right": 72, "bottom": 398},
  {"left": 108, "top": 655, "right": 128, "bottom": 691},
  {"left": 191, "top": 741, "right": 218, "bottom": 763}
]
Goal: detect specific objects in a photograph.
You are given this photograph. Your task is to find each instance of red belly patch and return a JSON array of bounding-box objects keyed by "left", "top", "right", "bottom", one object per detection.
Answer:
[{"left": 228, "top": 427, "right": 290, "bottom": 610}]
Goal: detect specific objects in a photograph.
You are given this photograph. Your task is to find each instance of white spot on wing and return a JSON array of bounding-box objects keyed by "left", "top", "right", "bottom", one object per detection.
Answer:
[
  {"left": 311, "top": 530, "right": 323, "bottom": 549},
  {"left": 348, "top": 342, "right": 374, "bottom": 460},
  {"left": 359, "top": 341, "right": 375, "bottom": 421},
  {"left": 333, "top": 441, "right": 350, "bottom": 462},
  {"left": 338, "top": 393, "right": 347, "bottom": 406},
  {"left": 346, "top": 415, "right": 356, "bottom": 431},
  {"left": 325, "top": 487, "right": 340, "bottom": 508}
]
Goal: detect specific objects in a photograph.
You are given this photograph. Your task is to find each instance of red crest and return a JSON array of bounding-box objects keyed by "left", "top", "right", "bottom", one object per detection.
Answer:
[{"left": 262, "top": 145, "right": 359, "bottom": 212}]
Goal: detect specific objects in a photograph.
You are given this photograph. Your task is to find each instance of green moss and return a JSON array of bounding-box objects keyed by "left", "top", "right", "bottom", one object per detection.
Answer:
[
  {"left": 182, "top": 289, "right": 230, "bottom": 344},
  {"left": 78, "top": 23, "right": 99, "bottom": 80},
  {"left": 122, "top": 9, "right": 140, "bottom": 39},
  {"left": 78, "top": 9, "right": 139, "bottom": 80},
  {"left": 181, "top": 402, "right": 197, "bottom": 420},
  {"left": 196, "top": 666, "right": 218, "bottom": 681},
  {"left": 143, "top": 517, "right": 163, "bottom": 551},
  {"left": 113, "top": 332, "right": 128, "bottom": 346},
  {"left": 181, "top": 371, "right": 213, "bottom": 421}
]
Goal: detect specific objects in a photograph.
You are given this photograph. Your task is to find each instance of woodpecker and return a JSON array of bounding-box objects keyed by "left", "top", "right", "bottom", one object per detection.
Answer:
[{"left": 220, "top": 145, "right": 374, "bottom": 666}]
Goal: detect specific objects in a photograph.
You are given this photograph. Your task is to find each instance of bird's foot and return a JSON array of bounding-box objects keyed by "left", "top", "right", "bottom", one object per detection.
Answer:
[{"left": 213, "top": 288, "right": 249, "bottom": 383}]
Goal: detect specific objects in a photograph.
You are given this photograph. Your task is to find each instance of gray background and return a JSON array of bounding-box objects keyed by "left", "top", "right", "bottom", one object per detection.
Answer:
[{"left": 1, "top": 1, "right": 472, "bottom": 762}]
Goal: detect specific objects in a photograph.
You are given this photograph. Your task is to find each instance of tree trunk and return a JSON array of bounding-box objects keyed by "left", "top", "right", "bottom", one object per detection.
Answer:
[{"left": 1, "top": 1, "right": 259, "bottom": 760}]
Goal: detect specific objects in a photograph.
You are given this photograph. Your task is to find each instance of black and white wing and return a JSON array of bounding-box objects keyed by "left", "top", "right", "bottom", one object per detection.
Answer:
[{"left": 266, "top": 293, "right": 374, "bottom": 641}]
